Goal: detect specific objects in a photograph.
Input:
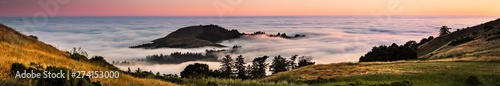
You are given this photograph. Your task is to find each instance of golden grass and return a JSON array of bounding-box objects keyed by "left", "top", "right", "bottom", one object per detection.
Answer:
[
  {"left": 0, "top": 24, "right": 177, "bottom": 86},
  {"left": 263, "top": 56, "right": 500, "bottom": 81}
]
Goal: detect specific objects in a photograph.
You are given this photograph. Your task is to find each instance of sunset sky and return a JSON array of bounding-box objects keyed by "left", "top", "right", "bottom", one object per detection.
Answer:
[{"left": 0, "top": 0, "right": 499, "bottom": 16}]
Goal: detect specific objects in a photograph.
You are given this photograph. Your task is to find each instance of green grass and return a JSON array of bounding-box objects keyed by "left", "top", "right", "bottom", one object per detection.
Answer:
[
  {"left": 262, "top": 61, "right": 500, "bottom": 86},
  {"left": 184, "top": 77, "right": 307, "bottom": 86},
  {"left": 323, "top": 62, "right": 500, "bottom": 86}
]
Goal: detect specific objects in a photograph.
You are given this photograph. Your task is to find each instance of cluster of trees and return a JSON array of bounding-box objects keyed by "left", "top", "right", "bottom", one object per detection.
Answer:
[
  {"left": 69, "top": 47, "right": 89, "bottom": 61},
  {"left": 125, "top": 67, "right": 185, "bottom": 84},
  {"left": 359, "top": 41, "right": 418, "bottom": 62},
  {"left": 145, "top": 52, "right": 217, "bottom": 64},
  {"left": 417, "top": 36, "right": 434, "bottom": 46},
  {"left": 68, "top": 47, "right": 120, "bottom": 71},
  {"left": 243, "top": 31, "right": 306, "bottom": 39},
  {"left": 180, "top": 55, "right": 315, "bottom": 79}
]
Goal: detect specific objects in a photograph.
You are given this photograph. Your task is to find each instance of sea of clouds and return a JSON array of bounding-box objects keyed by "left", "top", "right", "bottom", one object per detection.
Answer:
[{"left": 0, "top": 16, "right": 496, "bottom": 74}]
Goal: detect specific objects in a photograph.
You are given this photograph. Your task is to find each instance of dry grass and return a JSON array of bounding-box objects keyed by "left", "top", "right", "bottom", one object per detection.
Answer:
[
  {"left": 0, "top": 24, "right": 177, "bottom": 86},
  {"left": 262, "top": 62, "right": 411, "bottom": 81},
  {"left": 263, "top": 56, "right": 500, "bottom": 82}
]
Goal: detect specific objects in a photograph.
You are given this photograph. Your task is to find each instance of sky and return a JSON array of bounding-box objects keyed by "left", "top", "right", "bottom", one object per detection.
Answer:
[{"left": 0, "top": 0, "right": 499, "bottom": 16}]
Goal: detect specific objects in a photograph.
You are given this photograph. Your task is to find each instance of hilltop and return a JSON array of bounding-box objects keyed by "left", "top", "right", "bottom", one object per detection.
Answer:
[
  {"left": 130, "top": 25, "right": 241, "bottom": 48},
  {"left": 0, "top": 24, "right": 177, "bottom": 86},
  {"left": 130, "top": 24, "right": 306, "bottom": 49}
]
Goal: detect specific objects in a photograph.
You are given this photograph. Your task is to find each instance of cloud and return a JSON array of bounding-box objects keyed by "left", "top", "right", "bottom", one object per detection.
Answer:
[{"left": 1, "top": 16, "right": 496, "bottom": 75}]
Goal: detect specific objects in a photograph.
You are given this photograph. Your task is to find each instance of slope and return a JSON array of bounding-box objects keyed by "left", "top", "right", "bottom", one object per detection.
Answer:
[
  {"left": 417, "top": 18, "right": 500, "bottom": 59},
  {"left": 0, "top": 24, "right": 177, "bottom": 86}
]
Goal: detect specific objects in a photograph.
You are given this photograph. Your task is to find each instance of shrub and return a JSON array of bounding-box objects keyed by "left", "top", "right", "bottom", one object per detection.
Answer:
[
  {"left": 180, "top": 63, "right": 210, "bottom": 78},
  {"left": 28, "top": 35, "right": 38, "bottom": 40},
  {"left": 466, "top": 76, "right": 481, "bottom": 86},
  {"left": 10, "top": 63, "right": 27, "bottom": 77},
  {"left": 449, "top": 36, "right": 475, "bottom": 46}
]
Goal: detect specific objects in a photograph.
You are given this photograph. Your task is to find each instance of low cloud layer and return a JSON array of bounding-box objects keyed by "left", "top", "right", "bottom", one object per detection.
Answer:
[{"left": 1, "top": 16, "right": 496, "bottom": 75}]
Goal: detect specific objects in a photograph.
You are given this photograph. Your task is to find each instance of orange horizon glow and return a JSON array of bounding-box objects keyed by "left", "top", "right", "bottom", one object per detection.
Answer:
[{"left": 0, "top": 0, "right": 499, "bottom": 17}]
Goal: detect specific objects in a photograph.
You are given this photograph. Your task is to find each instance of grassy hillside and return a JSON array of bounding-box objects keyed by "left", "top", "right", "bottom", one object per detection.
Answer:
[
  {"left": 263, "top": 18, "right": 500, "bottom": 86},
  {"left": 263, "top": 59, "right": 500, "bottom": 86},
  {"left": 417, "top": 18, "right": 500, "bottom": 59},
  {"left": 0, "top": 24, "right": 177, "bottom": 86}
]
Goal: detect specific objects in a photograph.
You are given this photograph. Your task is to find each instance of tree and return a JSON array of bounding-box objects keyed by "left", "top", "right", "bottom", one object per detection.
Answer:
[
  {"left": 219, "top": 55, "right": 234, "bottom": 78},
  {"left": 289, "top": 55, "right": 298, "bottom": 69},
  {"left": 248, "top": 56, "right": 269, "bottom": 79},
  {"left": 180, "top": 63, "right": 210, "bottom": 78},
  {"left": 297, "top": 56, "right": 315, "bottom": 68},
  {"left": 234, "top": 55, "right": 247, "bottom": 79},
  {"left": 270, "top": 55, "right": 289, "bottom": 74},
  {"left": 127, "top": 67, "right": 131, "bottom": 73},
  {"left": 136, "top": 68, "right": 141, "bottom": 73},
  {"left": 156, "top": 72, "right": 161, "bottom": 76},
  {"left": 404, "top": 40, "right": 418, "bottom": 50},
  {"left": 359, "top": 42, "right": 417, "bottom": 62},
  {"left": 439, "top": 26, "right": 451, "bottom": 36}
]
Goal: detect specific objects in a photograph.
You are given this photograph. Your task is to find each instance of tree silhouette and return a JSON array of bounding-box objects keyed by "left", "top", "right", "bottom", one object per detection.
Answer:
[
  {"left": 234, "top": 55, "right": 247, "bottom": 79},
  {"left": 127, "top": 67, "right": 131, "bottom": 73},
  {"left": 359, "top": 41, "right": 417, "bottom": 62},
  {"left": 219, "top": 55, "right": 234, "bottom": 78},
  {"left": 248, "top": 56, "right": 269, "bottom": 79},
  {"left": 440, "top": 26, "right": 451, "bottom": 36},
  {"left": 289, "top": 55, "right": 298, "bottom": 69},
  {"left": 297, "top": 56, "right": 315, "bottom": 68},
  {"left": 270, "top": 55, "right": 289, "bottom": 74},
  {"left": 180, "top": 63, "right": 210, "bottom": 78}
]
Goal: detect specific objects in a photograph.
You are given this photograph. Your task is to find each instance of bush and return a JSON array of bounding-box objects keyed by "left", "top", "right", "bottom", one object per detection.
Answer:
[
  {"left": 449, "top": 36, "right": 475, "bottom": 46},
  {"left": 28, "top": 35, "right": 38, "bottom": 40},
  {"left": 10, "top": 63, "right": 27, "bottom": 78},
  {"left": 466, "top": 76, "right": 482, "bottom": 86},
  {"left": 180, "top": 63, "right": 210, "bottom": 78}
]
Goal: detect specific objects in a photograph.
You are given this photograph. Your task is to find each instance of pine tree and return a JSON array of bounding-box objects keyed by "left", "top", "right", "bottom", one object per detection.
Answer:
[
  {"left": 234, "top": 55, "right": 247, "bottom": 79},
  {"left": 289, "top": 55, "right": 298, "bottom": 69},
  {"left": 219, "top": 55, "right": 234, "bottom": 78}
]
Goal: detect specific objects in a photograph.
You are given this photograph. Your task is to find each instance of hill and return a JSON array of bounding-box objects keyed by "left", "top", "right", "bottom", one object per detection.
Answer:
[
  {"left": 417, "top": 18, "right": 500, "bottom": 59},
  {"left": 130, "top": 25, "right": 241, "bottom": 48},
  {"left": 0, "top": 24, "right": 177, "bottom": 86},
  {"left": 263, "top": 18, "right": 500, "bottom": 86}
]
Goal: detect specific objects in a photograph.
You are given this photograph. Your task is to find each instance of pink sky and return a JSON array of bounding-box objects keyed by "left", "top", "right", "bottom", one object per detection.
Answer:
[{"left": 0, "top": 0, "right": 499, "bottom": 16}]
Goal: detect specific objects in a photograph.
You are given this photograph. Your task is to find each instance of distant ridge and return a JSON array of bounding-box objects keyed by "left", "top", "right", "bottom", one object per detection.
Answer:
[
  {"left": 130, "top": 24, "right": 306, "bottom": 49},
  {"left": 130, "top": 25, "right": 241, "bottom": 48}
]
